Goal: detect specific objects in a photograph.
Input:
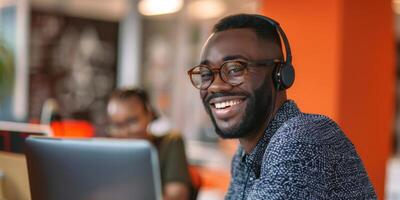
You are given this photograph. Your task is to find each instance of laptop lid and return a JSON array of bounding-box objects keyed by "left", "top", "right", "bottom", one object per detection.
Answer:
[{"left": 25, "top": 137, "right": 162, "bottom": 200}]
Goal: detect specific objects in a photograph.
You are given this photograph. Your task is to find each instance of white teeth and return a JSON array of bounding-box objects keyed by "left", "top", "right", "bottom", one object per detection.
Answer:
[{"left": 214, "top": 100, "right": 241, "bottom": 109}]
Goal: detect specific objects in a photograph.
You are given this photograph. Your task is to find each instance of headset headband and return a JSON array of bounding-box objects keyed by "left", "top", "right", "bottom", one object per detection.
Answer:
[
  {"left": 253, "top": 15, "right": 292, "bottom": 65},
  {"left": 253, "top": 14, "right": 295, "bottom": 90}
]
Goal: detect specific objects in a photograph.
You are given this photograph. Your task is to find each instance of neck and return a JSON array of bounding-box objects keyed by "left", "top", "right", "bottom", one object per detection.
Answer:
[
  {"left": 239, "top": 93, "right": 287, "bottom": 154},
  {"left": 239, "top": 128, "right": 265, "bottom": 154}
]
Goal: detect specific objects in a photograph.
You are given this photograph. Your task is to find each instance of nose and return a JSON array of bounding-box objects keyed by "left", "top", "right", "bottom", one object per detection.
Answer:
[{"left": 207, "top": 72, "right": 233, "bottom": 93}]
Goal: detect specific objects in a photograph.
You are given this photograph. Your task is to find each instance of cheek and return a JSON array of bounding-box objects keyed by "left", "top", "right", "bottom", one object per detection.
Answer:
[
  {"left": 245, "top": 70, "right": 273, "bottom": 91},
  {"left": 139, "top": 123, "right": 148, "bottom": 132},
  {"left": 139, "top": 117, "right": 149, "bottom": 128},
  {"left": 128, "top": 122, "right": 147, "bottom": 134}
]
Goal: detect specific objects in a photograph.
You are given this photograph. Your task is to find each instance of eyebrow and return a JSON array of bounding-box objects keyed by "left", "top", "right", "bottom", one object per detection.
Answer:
[{"left": 200, "top": 55, "right": 249, "bottom": 65}]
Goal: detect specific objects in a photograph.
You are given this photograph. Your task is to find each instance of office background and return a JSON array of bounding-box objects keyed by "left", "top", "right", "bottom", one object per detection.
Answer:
[{"left": 0, "top": 0, "right": 397, "bottom": 199}]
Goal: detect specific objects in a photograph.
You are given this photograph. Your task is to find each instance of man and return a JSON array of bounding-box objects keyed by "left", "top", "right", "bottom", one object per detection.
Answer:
[
  {"left": 187, "top": 14, "right": 377, "bottom": 199},
  {"left": 107, "top": 88, "right": 193, "bottom": 200}
]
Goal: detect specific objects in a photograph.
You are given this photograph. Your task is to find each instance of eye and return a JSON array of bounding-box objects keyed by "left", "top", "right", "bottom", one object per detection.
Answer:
[
  {"left": 199, "top": 68, "right": 213, "bottom": 81},
  {"left": 223, "top": 62, "right": 246, "bottom": 77}
]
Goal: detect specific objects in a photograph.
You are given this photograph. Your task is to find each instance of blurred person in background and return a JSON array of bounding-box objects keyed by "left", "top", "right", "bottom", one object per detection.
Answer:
[
  {"left": 107, "top": 88, "right": 193, "bottom": 200},
  {"left": 187, "top": 13, "right": 376, "bottom": 199}
]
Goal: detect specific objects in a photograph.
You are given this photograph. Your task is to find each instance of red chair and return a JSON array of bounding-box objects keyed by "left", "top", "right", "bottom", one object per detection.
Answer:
[
  {"left": 50, "top": 120, "right": 94, "bottom": 138},
  {"left": 189, "top": 165, "right": 202, "bottom": 200}
]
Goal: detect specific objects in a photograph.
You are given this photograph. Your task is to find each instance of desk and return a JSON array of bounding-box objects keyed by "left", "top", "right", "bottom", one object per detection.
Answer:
[{"left": 0, "top": 151, "right": 31, "bottom": 200}]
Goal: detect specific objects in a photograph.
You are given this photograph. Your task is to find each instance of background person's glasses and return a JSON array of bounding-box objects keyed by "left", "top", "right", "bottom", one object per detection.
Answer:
[
  {"left": 108, "top": 117, "right": 138, "bottom": 135},
  {"left": 187, "top": 58, "right": 281, "bottom": 90}
]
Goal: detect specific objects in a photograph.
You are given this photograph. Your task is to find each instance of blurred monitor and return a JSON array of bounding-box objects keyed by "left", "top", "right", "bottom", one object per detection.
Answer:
[
  {"left": 0, "top": 121, "right": 51, "bottom": 153},
  {"left": 25, "top": 137, "right": 162, "bottom": 200}
]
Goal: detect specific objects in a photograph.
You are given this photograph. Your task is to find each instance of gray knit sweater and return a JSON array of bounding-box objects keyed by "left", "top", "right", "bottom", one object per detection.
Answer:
[{"left": 225, "top": 100, "right": 377, "bottom": 200}]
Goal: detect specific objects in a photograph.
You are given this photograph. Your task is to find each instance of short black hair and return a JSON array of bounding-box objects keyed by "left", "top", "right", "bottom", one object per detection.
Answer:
[
  {"left": 109, "top": 88, "right": 159, "bottom": 120},
  {"left": 213, "top": 13, "right": 283, "bottom": 57}
]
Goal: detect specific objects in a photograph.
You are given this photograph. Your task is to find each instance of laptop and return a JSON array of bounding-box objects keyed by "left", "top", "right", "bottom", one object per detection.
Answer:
[{"left": 24, "top": 137, "right": 162, "bottom": 200}]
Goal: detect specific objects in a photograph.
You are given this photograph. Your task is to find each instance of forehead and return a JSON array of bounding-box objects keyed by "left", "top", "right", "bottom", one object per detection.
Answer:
[
  {"left": 108, "top": 96, "right": 145, "bottom": 116},
  {"left": 201, "top": 28, "right": 266, "bottom": 64}
]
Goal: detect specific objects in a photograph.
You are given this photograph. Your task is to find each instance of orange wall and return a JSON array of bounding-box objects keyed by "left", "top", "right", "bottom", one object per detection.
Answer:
[
  {"left": 338, "top": 1, "right": 395, "bottom": 198},
  {"left": 260, "top": 0, "right": 395, "bottom": 199},
  {"left": 260, "top": 0, "right": 342, "bottom": 120}
]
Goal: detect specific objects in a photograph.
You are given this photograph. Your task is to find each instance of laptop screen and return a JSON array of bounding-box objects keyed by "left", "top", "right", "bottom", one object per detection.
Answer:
[{"left": 25, "top": 137, "right": 162, "bottom": 200}]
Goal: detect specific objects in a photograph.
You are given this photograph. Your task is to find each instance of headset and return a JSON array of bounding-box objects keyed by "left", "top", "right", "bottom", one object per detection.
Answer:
[{"left": 254, "top": 15, "right": 295, "bottom": 91}]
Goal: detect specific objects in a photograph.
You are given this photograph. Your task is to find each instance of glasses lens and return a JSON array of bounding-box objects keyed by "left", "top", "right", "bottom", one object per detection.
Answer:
[
  {"left": 190, "top": 66, "right": 213, "bottom": 89},
  {"left": 221, "top": 61, "right": 246, "bottom": 85}
]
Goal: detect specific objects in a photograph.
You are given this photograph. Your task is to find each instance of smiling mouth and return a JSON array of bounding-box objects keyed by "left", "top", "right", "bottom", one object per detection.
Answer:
[
  {"left": 208, "top": 96, "right": 246, "bottom": 120},
  {"left": 213, "top": 99, "right": 242, "bottom": 109}
]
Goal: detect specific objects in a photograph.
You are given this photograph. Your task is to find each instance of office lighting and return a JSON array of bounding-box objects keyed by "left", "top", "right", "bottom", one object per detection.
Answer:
[
  {"left": 394, "top": 0, "right": 400, "bottom": 14},
  {"left": 188, "top": 0, "right": 225, "bottom": 19},
  {"left": 138, "top": 0, "right": 183, "bottom": 16}
]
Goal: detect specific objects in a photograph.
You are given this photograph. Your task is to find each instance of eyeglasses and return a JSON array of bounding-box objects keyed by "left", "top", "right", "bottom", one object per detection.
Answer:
[
  {"left": 187, "top": 58, "right": 281, "bottom": 90},
  {"left": 108, "top": 117, "right": 138, "bottom": 135}
]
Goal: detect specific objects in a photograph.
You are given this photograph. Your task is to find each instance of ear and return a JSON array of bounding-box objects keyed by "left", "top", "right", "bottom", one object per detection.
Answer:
[{"left": 272, "top": 63, "right": 282, "bottom": 90}]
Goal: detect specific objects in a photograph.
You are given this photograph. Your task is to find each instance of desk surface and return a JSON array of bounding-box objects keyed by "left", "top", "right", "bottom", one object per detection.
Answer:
[{"left": 0, "top": 151, "right": 31, "bottom": 200}]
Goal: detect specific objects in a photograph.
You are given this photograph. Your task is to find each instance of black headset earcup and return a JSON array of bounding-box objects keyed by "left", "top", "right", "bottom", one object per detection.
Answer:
[
  {"left": 279, "top": 64, "right": 295, "bottom": 90},
  {"left": 274, "top": 64, "right": 295, "bottom": 90}
]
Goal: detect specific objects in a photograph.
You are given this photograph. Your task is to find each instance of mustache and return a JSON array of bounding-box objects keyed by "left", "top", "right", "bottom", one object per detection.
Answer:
[{"left": 203, "top": 92, "right": 249, "bottom": 104}]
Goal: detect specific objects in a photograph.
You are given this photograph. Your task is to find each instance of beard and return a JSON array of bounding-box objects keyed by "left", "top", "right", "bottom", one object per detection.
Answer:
[{"left": 203, "top": 79, "right": 274, "bottom": 139}]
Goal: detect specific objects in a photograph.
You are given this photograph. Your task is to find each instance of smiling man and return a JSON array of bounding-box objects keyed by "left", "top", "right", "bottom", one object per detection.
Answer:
[{"left": 187, "top": 14, "right": 377, "bottom": 199}]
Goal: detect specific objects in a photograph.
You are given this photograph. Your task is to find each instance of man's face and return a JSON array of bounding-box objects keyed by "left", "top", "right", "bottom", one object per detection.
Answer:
[
  {"left": 107, "top": 96, "right": 152, "bottom": 139},
  {"left": 200, "top": 28, "right": 278, "bottom": 139}
]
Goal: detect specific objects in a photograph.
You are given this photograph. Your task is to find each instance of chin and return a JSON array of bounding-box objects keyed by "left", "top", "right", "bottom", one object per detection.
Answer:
[
  {"left": 212, "top": 108, "right": 267, "bottom": 139},
  {"left": 214, "top": 124, "right": 248, "bottom": 139},
  {"left": 209, "top": 112, "right": 251, "bottom": 139}
]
